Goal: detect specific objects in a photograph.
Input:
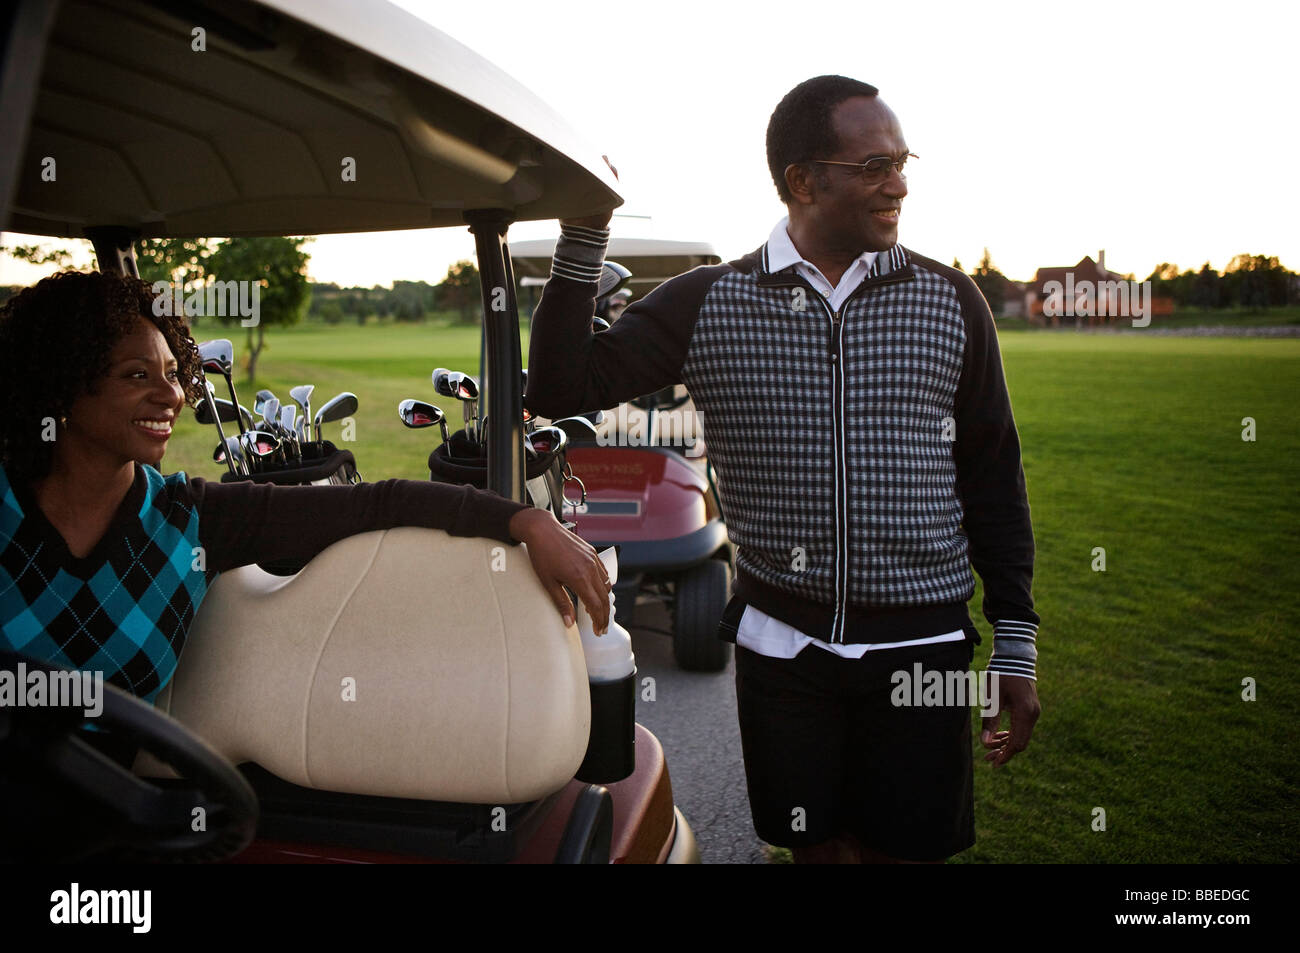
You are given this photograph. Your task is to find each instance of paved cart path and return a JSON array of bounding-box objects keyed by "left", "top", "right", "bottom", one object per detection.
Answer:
[{"left": 624, "top": 599, "right": 770, "bottom": 864}]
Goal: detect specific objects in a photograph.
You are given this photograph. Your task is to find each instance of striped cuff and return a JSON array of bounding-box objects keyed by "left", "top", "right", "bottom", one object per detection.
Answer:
[
  {"left": 550, "top": 225, "right": 610, "bottom": 283},
  {"left": 987, "top": 619, "right": 1038, "bottom": 680}
]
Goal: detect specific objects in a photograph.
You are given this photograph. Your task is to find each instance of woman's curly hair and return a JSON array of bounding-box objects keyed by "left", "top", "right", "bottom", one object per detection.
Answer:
[{"left": 0, "top": 271, "right": 204, "bottom": 483}]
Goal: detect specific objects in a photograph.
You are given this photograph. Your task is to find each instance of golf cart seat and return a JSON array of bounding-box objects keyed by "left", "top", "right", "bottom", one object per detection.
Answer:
[{"left": 149, "top": 527, "right": 591, "bottom": 804}]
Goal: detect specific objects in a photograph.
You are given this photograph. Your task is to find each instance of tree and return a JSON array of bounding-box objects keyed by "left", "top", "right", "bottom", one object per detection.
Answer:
[
  {"left": 204, "top": 237, "right": 312, "bottom": 381},
  {"left": 437, "top": 259, "right": 481, "bottom": 323},
  {"left": 1224, "top": 254, "right": 1288, "bottom": 311},
  {"left": 971, "top": 247, "right": 1006, "bottom": 314},
  {"left": 134, "top": 237, "right": 212, "bottom": 284},
  {"left": 1191, "top": 263, "right": 1220, "bottom": 309},
  {"left": 0, "top": 242, "right": 79, "bottom": 269}
]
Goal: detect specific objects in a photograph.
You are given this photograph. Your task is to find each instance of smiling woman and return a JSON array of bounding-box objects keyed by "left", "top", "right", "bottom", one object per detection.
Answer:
[
  {"left": 0, "top": 272, "right": 612, "bottom": 708},
  {"left": 0, "top": 272, "right": 205, "bottom": 487}
]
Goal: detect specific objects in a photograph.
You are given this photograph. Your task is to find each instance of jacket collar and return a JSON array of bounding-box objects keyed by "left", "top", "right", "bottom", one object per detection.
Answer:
[{"left": 756, "top": 236, "right": 910, "bottom": 283}]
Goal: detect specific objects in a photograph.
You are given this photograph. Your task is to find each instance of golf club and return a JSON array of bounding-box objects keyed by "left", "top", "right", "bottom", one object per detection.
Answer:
[
  {"left": 196, "top": 396, "right": 253, "bottom": 431},
  {"left": 214, "top": 435, "right": 247, "bottom": 473},
  {"left": 525, "top": 425, "right": 568, "bottom": 465},
  {"left": 279, "top": 405, "right": 300, "bottom": 464},
  {"left": 432, "top": 368, "right": 480, "bottom": 443},
  {"left": 242, "top": 429, "right": 283, "bottom": 471},
  {"left": 313, "top": 392, "right": 359, "bottom": 443},
  {"left": 254, "top": 389, "right": 277, "bottom": 418},
  {"left": 199, "top": 379, "right": 238, "bottom": 477},
  {"left": 289, "top": 384, "right": 314, "bottom": 448},
  {"left": 197, "top": 339, "right": 246, "bottom": 439},
  {"left": 261, "top": 396, "right": 281, "bottom": 433},
  {"left": 398, "top": 398, "right": 450, "bottom": 448}
]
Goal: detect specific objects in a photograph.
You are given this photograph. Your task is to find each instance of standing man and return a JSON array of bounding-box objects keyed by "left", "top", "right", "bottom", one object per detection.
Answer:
[{"left": 526, "top": 75, "right": 1040, "bottom": 863}]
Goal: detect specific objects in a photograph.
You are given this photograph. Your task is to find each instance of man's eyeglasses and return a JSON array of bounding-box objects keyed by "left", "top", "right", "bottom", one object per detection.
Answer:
[{"left": 810, "top": 153, "right": 917, "bottom": 182}]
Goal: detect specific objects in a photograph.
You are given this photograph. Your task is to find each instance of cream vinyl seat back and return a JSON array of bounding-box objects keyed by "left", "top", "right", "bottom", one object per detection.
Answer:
[{"left": 150, "top": 527, "right": 591, "bottom": 804}]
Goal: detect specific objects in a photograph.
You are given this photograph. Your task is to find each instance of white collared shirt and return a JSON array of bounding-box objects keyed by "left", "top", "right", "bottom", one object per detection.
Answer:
[
  {"left": 735, "top": 219, "right": 965, "bottom": 660},
  {"left": 765, "top": 216, "right": 878, "bottom": 311}
]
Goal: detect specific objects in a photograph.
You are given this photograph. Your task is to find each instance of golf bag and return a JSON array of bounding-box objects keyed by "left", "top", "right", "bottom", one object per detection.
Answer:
[
  {"left": 221, "top": 442, "right": 361, "bottom": 575},
  {"left": 427, "top": 431, "right": 571, "bottom": 523},
  {"left": 218, "top": 441, "right": 361, "bottom": 487}
]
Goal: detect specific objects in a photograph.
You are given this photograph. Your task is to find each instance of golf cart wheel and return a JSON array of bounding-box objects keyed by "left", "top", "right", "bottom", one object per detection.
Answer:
[{"left": 672, "top": 559, "right": 732, "bottom": 672}]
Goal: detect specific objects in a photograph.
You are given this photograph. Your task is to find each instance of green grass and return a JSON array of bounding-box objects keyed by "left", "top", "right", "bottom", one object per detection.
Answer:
[
  {"left": 1143, "top": 305, "right": 1300, "bottom": 329},
  {"left": 961, "top": 333, "right": 1299, "bottom": 863},
  {"left": 164, "top": 323, "right": 1300, "bottom": 863},
  {"left": 995, "top": 305, "right": 1300, "bottom": 330},
  {"left": 167, "top": 320, "right": 504, "bottom": 482}
]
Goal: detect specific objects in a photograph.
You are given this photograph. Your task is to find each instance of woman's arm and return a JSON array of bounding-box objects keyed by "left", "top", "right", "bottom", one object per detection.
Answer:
[{"left": 191, "top": 478, "right": 610, "bottom": 632}]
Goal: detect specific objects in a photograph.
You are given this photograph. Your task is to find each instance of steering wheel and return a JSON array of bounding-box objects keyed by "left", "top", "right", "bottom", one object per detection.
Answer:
[{"left": 0, "top": 651, "right": 258, "bottom": 863}]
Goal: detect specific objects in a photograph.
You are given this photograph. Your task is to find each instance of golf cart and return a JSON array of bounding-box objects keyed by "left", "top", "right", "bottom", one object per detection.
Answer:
[
  {"left": 0, "top": 0, "right": 696, "bottom": 863},
  {"left": 511, "top": 238, "right": 733, "bottom": 672}
]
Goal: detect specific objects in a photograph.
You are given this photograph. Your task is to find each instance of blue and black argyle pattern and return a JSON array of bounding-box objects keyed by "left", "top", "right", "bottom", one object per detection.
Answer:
[{"left": 1, "top": 464, "right": 209, "bottom": 702}]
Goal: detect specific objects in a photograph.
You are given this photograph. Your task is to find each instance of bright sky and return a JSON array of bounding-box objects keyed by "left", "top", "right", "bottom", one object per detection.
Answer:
[{"left": 3, "top": 0, "right": 1297, "bottom": 286}]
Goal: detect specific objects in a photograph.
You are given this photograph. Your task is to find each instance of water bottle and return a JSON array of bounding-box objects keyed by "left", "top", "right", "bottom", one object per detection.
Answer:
[{"left": 575, "top": 548, "right": 636, "bottom": 783}]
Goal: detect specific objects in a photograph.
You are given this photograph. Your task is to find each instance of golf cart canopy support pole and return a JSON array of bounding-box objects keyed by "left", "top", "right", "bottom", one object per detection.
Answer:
[
  {"left": 466, "top": 209, "right": 525, "bottom": 503},
  {"left": 86, "top": 226, "right": 140, "bottom": 277}
]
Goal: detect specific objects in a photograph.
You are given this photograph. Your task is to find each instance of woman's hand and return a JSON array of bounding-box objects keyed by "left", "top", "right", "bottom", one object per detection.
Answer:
[{"left": 509, "top": 508, "right": 610, "bottom": 633}]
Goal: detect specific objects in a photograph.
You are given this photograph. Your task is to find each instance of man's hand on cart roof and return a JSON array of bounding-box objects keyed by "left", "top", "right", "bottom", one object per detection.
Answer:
[
  {"left": 510, "top": 508, "right": 611, "bottom": 633},
  {"left": 560, "top": 155, "right": 618, "bottom": 230}
]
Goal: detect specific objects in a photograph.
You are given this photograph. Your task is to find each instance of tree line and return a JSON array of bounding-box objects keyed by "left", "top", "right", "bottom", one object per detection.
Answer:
[
  {"left": 1143, "top": 256, "right": 1298, "bottom": 310},
  {"left": 954, "top": 249, "right": 1298, "bottom": 313},
  {"left": 307, "top": 260, "right": 480, "bottom": 324},
  {"left": 1, "top": 238, "right": 484, "bottom": 379}
]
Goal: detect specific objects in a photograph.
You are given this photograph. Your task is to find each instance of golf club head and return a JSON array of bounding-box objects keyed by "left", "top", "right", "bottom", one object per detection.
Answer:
[
  {"left": 242, "top": 430, "right": 282, "bottom": 467},
  {"left": 552, "top": 415, "right": 600, "bottom": 444},
  {"left": 253, "top": 389, "right": 277, "bottom": 417},
  {"left": 397, "top": 399, "right": 445, "bottom": 429},
  {"left": 197, "top": 339, "right": 234, "bottom": 375},
  {"left": 313, "top": 392, "right": 359, "bottom": 442},
  {"left": 596, "top": 260, "right": 632, "bottom": 299},
  {"left": 215, "top": 435, "right": 246, "bottom": 470},
  {"left": 261, "top": 397, "right": 281, "bottom": 431},
  {"left": 290, "top": 384, "right": 314, "bottom": 417},
  {"left": 592, "top": 316, "right": 611, "bottom": 333},
  {"left": 195, "top": 396, "right": 244, "bottom": 426},
  {"left": 525, "top": 425, "right": 568, "bottom": 466},
  {"left": 432, "top": 368, "right": 480, "bottom": 401},
  {"left": 279, "top": 404, "right": 296, "bottom": 435}
]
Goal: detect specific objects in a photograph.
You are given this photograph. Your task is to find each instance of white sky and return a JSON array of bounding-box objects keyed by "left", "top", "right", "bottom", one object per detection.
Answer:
[{"left": 4, "top": 0, "right": 1297, "bottom": 286}]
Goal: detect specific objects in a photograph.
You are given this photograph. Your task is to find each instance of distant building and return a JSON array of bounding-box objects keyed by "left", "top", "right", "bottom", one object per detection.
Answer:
[
  {"left": 1027, "top": 250, "right": 1174, "bottom": 326},
  {"left": 1000, "top": 280, "right": 1026, "bottom": 317}
]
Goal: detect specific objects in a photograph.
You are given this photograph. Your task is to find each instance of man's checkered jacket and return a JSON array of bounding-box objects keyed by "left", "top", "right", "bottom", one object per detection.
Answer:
[{"left": 527, "top": 226, "right": 1039, "bottom": 678}]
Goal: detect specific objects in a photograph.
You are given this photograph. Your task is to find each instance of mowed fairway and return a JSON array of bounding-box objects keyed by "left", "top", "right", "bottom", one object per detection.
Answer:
[
  {"left": 965, "top": 332, "right": 1299, "bottom": 863},
  {"left": 163, "top": 323, "right": 1300, "bottom": 863}
]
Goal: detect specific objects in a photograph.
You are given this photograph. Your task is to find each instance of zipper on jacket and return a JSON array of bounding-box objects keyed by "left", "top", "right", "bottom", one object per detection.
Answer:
[
  {"left": 822, "top": 297, "right": 848, "bottom": 642},
  {"left": 759, "top": 266, "right": 914, "bottom": 643}
]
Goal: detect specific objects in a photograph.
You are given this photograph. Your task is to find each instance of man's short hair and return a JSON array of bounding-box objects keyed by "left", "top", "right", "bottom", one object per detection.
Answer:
[{"left": 766, "top": 75, "right": 880, "bottom": 203}]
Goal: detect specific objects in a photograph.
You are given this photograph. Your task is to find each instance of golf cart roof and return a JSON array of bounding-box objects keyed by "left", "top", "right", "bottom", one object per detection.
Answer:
[
  {"left": 2, "top": 0, "right": 621, "bottom": 238},
  {"left": 510, "top": 237, "right": 721, "bottom": 289}
]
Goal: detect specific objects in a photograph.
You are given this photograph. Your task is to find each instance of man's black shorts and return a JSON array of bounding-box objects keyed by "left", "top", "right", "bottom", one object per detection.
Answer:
[{"left": 734, "top": 638, "right": 976, "bottom": 860}]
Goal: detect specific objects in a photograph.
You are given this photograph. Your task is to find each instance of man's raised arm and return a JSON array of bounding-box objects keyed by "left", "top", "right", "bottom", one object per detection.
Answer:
[{"left": 524, "top": 223, "right": 711, "bottom": 419}]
